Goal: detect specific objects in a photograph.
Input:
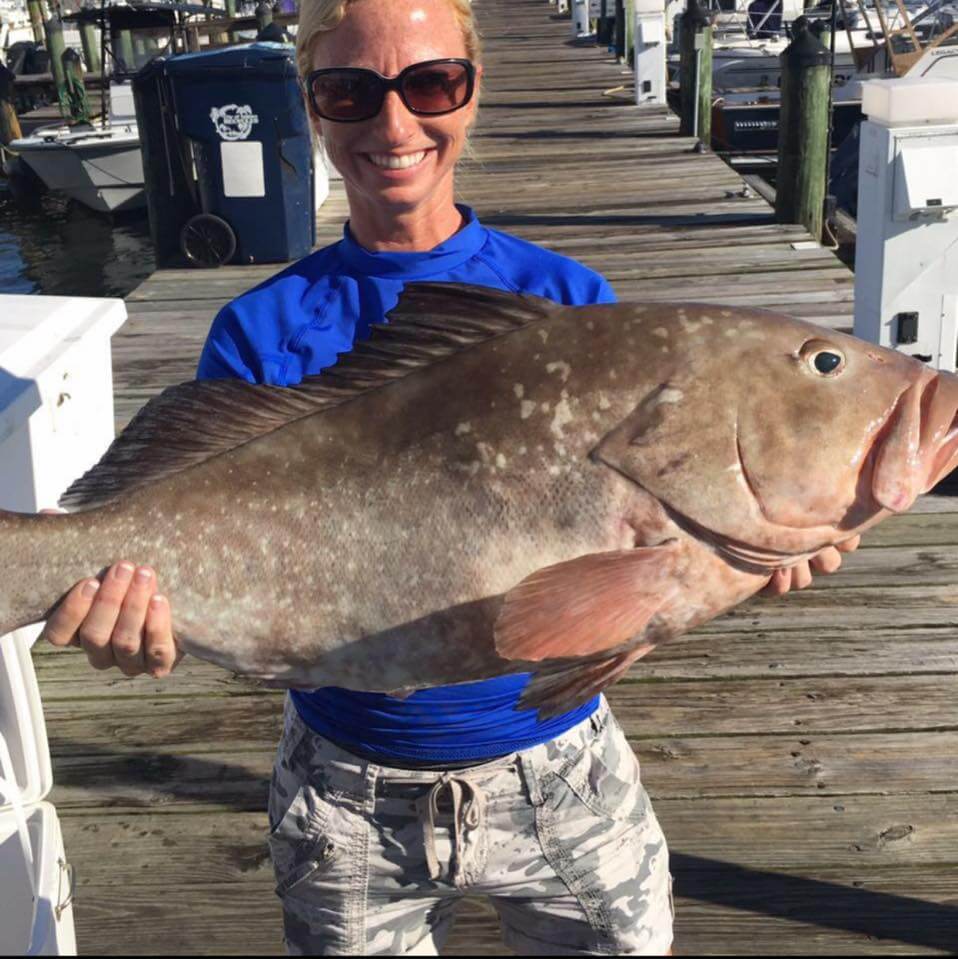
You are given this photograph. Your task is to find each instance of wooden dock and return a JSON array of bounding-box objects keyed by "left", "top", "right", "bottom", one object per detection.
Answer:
[{"left": 31, "top": 0, "right": 958, "bottom": 954}]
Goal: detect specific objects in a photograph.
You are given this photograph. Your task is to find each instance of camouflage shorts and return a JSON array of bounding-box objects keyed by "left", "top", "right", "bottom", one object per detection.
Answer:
[{"left": 268, "top": 695, "right": 673, "bottom": 956}]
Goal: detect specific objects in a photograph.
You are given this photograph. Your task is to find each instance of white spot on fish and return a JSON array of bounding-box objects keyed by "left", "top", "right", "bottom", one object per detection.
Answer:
[
  {"left": 521, "top": 400, "right": 537, "bottom": 420},
  {"left": 598, "top": 392, "right": 611, "bottom": 411},
  {"left": 518, "top": 445, "right": 527, "bottom": 455},
  {"left": 537, "top": 329, "right": 549, "bottom": 344},
  {"left": 586, "top": 321, "right": 595, "bottom": 331},
  {"left": 657, "top": 387, "right": 684, "bottom": 405},
  {"left": 548, "top": 465, "right": 561, "bottom": 476},
  {"left": 546, "top": 361, "right": 571, "bottom": 383},
  {"left": 721, "top": 310, "right": 733, "bottom": 318},
  {"left": 652, "top": 327, "right": 669, "bottom": 339},
  {"left": 513, "top": 384, "right": 524, "bottom": 399},
  {"left": 455, "top": 422, "right": 472, "bottom": 436},
  {"left": 551, "top": 393, "right": 574, "bottom": 439},
  {"left": 540, "top": 402, "right": 550, "bottom": 413},
  {"left": 496, "top": 453, "right": 508, "bottom": 469}
]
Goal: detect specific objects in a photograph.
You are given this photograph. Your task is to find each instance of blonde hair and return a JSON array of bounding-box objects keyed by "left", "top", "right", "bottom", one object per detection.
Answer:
[{"left": 295, "top": 0, "right": 482, "bottom": 81}]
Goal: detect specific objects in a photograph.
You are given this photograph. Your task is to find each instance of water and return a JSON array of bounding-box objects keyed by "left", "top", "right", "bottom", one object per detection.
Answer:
[{"left": 0, "top": 181, "right": 156, "bottom": 298}]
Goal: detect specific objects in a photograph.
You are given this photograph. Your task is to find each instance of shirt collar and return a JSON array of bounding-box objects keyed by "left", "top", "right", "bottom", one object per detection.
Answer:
[{"left": 339, "top": 205, "right": 486, "bottom": 279}]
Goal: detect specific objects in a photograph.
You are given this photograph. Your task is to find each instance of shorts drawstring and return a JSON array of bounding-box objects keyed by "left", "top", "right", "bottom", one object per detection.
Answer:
[{"left": 416, "top": 773, "right": 487, "bottom": 884}]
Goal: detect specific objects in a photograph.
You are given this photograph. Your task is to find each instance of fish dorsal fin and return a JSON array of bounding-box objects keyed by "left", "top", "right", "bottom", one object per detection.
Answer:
[{"left": 59, "top": 282, "right": 559, "bottom": 511}]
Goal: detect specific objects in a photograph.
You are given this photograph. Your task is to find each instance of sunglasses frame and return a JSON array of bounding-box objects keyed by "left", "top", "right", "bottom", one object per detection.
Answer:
[{"left": 304, "top": 58, "right": 477, "bottom": 123}]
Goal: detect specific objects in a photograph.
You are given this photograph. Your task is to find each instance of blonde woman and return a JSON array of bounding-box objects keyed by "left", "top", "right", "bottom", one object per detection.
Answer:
[{"left": 43, "top": 0, "right": 856, "bottom": 951}]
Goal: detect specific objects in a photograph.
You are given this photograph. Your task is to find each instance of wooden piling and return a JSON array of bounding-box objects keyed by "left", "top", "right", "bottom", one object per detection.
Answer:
[
  {"left": 614, "top": 0, "right": 626, "bottom": 59},
  {"left": 26, "top": 0, "right": 44, "bottom": 45},
  {"left": 775, "top": 16, "right": 831, "bottom": 242},
  {"left": 0, "top": 63, "right": 23, "bottom": 146},
  {"left": 255, "top": 1, "right": 273, "bottom": 32},
  {"left": 62, "top": 48, "right": 91, "bottom": 125},
  {"left": 678, "top": 0, "right": 713, "bottom": 147},
  {"left": 79, "top": 22, "right": 101, "bottom": 74},
  {"left": 43, "top": 16, "right": 69, "bottom": 117}
]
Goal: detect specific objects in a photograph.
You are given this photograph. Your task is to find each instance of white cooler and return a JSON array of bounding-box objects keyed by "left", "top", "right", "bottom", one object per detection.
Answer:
[
  {"left": 0, "top": 630, "right": 76, "bottom": 956},
  {"left": 0, "top": 294, "right": 128, "bottom": 956}
]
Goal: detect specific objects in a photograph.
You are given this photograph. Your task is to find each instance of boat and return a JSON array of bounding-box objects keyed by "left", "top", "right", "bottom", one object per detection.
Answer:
[
  {"left": 4, "top": 1, "right": 222, "bottom": 214},
  {"left": 709, "top": 0, "right": 958, "bottom": 166}
]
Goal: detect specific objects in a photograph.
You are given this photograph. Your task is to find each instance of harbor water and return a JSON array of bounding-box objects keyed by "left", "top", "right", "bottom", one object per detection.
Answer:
[{"left": 0, "top": 180, "right": 155, "bottom": 298}]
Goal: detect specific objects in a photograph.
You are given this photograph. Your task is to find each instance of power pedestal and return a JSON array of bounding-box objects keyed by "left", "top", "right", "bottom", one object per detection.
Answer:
[
  {"left": 854, "top": 77, "right": 958, "bottom": 372},
  {"left": 634, "top": 0, "right": 667, "bottom": 105}
]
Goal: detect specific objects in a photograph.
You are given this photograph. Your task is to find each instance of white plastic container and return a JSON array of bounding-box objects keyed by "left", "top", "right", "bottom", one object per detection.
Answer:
[
  {"left": 0, "top": 632, "right": 76, "bottom": 956},
  {"left": 0, "top": 294, "right": 127, "bottom": 512}
]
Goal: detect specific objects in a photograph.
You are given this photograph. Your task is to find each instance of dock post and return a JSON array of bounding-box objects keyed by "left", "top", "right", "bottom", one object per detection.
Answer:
[
  {"left": 614, "top": 0, "right": 626, "bottom": 59},
  {"left": 26, "top": 0, "right": 44, "bottom": 45},
  {"left": 225, "top": 0, "right": 239, "bottom": 43},
  {"left": 0, "top": 64, "right": 23, "bottom": 146},
  {"left": 678, "top": 0, "right": 713, "bottom": 148},
  {"left": 79, "top": 22, "right": 101, "bottom": 75},
  {"left": 256, "top": 1, "right": 273, "bottom": 32},
  {"left": 62, "top": 48, "right": 91, "bottom": 125},
  {"left": 775, "top": 16, "right": 831, "bottom": 242},
  {"left": 43, "top": 16, "right": 70, "bottom": 117}
]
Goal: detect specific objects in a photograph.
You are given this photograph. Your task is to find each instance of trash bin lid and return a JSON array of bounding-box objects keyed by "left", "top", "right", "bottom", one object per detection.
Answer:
[{"left": 164, "top": 41, "right": 297, "bottom": 79}]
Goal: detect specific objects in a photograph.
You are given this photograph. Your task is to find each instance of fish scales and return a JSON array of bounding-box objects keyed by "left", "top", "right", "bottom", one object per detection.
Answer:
[{"left": 3, "top": 282, "right": 958, "bottom": 715}]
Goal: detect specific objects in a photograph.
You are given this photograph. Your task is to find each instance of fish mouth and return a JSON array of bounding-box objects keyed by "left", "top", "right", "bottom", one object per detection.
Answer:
[{"left": 869, "top": 372, "right": 958, "bottom": 513}]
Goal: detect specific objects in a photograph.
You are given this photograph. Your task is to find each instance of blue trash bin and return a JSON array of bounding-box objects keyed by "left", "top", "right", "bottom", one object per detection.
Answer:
[{"left": 163, "top": 42, "right": 315, "bottom": 266}]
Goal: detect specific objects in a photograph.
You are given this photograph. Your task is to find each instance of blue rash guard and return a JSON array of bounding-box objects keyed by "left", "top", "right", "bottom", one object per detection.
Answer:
[{"left": 197, "top": 205, "right": 618, "bottom": 764}]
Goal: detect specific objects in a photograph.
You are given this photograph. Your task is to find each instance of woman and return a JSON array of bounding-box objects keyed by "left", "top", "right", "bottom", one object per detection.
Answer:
[{"left": 42, "top": 0, "right": 857, "bottom": 953}]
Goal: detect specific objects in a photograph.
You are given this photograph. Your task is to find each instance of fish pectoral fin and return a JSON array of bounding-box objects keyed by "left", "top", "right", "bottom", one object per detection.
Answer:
[
  {"left": 494, "top": 544, "right": 679, "bottom": 663},
  {"left": 520, "top": 642, "right": 657, "bottom": 719}
]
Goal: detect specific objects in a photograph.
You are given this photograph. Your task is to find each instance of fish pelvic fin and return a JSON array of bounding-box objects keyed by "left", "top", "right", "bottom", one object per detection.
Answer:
[
  {"left": 494, "top": 543, "right": 679, "bottom": 663},
  {"left": 59, "top": 284, "right": 561, "bottom": 511},
  {"left": 520, "top": 643, "right": 657, "bottom": 719}
]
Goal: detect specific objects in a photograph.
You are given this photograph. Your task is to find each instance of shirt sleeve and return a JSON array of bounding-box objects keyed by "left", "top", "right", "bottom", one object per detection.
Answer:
[{"left": 195, "top": 305, "right": 259, "bottom": 383}]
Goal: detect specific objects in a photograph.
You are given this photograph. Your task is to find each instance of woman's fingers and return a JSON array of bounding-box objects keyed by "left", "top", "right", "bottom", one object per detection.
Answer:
[
  {"left": 40, "top": 578, "right": 102, "bottom": 647},
  {"left": 809, "top": 546, "right": 843, "bottom": 575},
  {"left": 76, "top": 561, "right": 139, "bottom": 670},
  {"left": 143, "top": 594, "right": 180, "bottom": 678},
  {"left": 111, "top": 566, "right": 157, "bottom": 676},
  {"left": 837, "top": 534, "right": 862, "bottom": 553}
]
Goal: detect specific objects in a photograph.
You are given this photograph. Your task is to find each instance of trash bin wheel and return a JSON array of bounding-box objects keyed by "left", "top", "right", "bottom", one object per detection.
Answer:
[{"left": 180, "top": 213, "right": 237, "bottom": 268}]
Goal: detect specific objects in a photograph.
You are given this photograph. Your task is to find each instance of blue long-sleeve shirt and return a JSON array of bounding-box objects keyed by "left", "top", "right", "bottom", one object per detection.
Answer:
[{"left": 197, "top": 205, "right": 618, "bottom": 762}]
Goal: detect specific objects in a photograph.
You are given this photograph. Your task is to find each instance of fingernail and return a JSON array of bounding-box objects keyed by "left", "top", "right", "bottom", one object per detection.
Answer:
[
  {"left": 82, "top": 580, "right": 100, "bottom": 598},
  {"left": 115, "top": 562, "right": 135, "bottom": 582},
  {"left": 150, "top": 594, "right": 167, "bottom": 609},
  {"left": 135, "top": 566, "right": 152, "bottom": 583}
]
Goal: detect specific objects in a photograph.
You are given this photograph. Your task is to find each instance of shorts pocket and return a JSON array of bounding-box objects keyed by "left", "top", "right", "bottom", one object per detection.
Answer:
[
  {"left": 267, "top": 783, "right": 340, "bottom": 895},
  {"left": 548, "top": 722, "right": 649, "bottom": 824}
]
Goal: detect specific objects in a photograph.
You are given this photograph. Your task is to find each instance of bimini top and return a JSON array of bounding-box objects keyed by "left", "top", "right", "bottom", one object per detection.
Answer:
[{"left": 63, "top": 0, "right": 218, "bottom": 30}]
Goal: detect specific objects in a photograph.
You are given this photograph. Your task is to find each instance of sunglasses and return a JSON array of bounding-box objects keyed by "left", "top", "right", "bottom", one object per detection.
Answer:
[{"left": 305, "top": 58, "right": 476, "bottom": 123}]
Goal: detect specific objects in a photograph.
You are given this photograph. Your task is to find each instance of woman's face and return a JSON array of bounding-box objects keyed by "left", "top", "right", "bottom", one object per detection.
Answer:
[{"left": 309, "top": 0, "right": 481, "bottom": 218}]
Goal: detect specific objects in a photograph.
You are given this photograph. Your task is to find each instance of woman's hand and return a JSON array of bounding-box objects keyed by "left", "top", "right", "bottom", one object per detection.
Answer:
[{"left": 763, "top": 534, "right": 862, "bottom": 597}]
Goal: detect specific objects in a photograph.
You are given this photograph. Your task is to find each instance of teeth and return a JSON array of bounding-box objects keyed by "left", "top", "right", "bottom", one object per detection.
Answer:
[{"left": 368, "top": 151, "right": 426, "bottom": 170}]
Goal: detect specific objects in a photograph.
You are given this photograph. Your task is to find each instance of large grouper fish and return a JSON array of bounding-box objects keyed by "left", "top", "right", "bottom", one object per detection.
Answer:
[{"left": 3, "top": 283, "right": 958, "bottom": 715}]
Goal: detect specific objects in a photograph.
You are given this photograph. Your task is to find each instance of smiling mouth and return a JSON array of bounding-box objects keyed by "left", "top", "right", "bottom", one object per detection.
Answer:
[{"left": 364, "top": 150, "right": 429, "bottom": 170}]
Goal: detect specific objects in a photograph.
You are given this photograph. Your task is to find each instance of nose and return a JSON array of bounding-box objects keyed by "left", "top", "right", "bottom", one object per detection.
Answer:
[{"left": 373, "top": 89, "right": 418, "bottom": 145}]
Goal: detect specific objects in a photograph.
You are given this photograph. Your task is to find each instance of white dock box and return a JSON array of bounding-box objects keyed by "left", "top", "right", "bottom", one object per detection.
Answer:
[
  {"left": 0, "top": 295, "right": 127, "bottom": 512},
  {"left": 0, "top": 631, "right": 76, "bottom": 956},
  {"left": 0, "top": 293, "right": 127, "bottom": 955}
]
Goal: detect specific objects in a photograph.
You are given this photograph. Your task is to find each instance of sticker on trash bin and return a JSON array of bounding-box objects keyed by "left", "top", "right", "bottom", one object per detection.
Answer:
[
  {"left": 221, "top": 141, "right": 266, "bottom": 197},
  {"left": 210, "top": 104, "right": 260, "bottom": 141}
]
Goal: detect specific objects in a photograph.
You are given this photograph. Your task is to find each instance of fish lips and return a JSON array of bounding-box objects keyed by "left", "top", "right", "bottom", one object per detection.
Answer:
[{"left": 871, "top": 372, "right": 958, "bottom": 513}]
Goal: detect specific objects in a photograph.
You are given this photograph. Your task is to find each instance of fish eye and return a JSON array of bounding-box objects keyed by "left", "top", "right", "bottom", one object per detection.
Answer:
[{"left": 799, "top": 340, "right": 846, "bottom": 377}]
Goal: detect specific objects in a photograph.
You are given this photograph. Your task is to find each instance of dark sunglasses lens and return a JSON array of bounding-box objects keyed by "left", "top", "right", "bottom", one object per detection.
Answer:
[
  {"left": 401, "top": 62, "right": 471, "bottom": 114},
  {"left": 312, "top": 72, "right": 382, "bottom": 120}
]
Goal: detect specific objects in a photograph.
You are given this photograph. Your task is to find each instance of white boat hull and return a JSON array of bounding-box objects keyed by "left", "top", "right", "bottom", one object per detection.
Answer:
[{"left": 9, "top": 127, "right": 145, "bottom": 215}]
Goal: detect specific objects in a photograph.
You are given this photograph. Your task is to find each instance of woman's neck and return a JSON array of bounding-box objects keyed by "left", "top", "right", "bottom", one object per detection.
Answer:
[{"left": 346, "top": 188, "right": 466, "bottom": 253}]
